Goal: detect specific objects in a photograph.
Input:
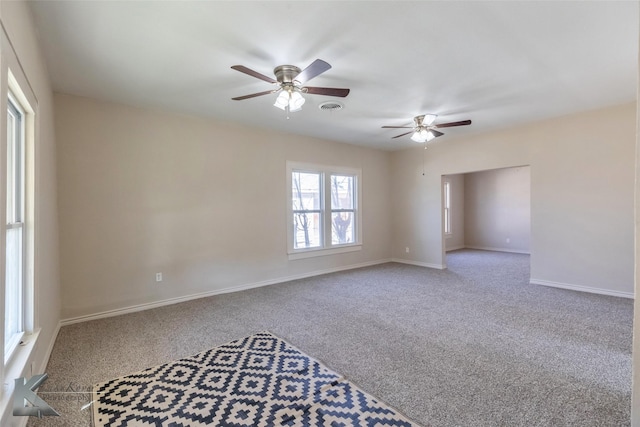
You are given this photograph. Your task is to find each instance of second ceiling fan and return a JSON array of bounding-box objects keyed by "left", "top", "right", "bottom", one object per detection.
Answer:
[
  {"left": 231, "top": 59, "right": 350, "bottom": 113},
  {"left": 382, "top": 114, "right": 471, "bottom": 142}
]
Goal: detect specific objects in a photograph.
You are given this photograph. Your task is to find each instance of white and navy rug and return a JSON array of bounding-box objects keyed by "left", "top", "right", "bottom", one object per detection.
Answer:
[{"left": 92, "top": 331, "right": 420, "bottom": 426}]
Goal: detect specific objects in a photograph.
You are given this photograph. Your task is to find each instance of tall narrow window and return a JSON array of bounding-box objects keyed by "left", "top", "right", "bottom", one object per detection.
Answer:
[
  {"left": 443, "top": 181, "right": 452, "bottom": 235},
  {"left": 292, "top": 171, "right": 322, "bottom": 249},
  {"left": 5, "top": 93, "right": 25, "bottom": 362},
  {"left": 331, "top": 175, "right": 355, "bottom": 245},
  {"left": 287, "top": 162, "right": 361, "bottom": 259}
]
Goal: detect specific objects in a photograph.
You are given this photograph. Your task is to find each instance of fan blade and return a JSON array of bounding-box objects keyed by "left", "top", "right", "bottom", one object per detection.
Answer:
[
  {"left": 431, "top": 129, "right": 445, "bottom": 137},
  {"left": 232, "top": 89, "right": 279, "bottom": 101},
  {"left": 433, "top": 119, "right": 472, "bottom": 128},
  {"left": 392, "top": 131, "right": 414, "bottom": 139},
  {"left": 231, "top": 65, "right": 277, "bottom": 84},
  {"left": 303, "top": 87, "right": 350, "bottom": 97},
  {"left": 382, "top": 125, "right": 413, "bottom": 129},
  {"left": 294, "top": 59, "right": 331, "bottom": 84}
]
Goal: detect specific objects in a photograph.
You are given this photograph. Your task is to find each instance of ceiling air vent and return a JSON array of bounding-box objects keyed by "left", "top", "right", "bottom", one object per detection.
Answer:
[{"left": 318, "top": 101, "right": 344, "bottom": 112}]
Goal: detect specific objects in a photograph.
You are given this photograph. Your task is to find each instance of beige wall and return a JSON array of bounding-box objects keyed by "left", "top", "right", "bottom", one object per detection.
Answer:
[
  {"left": 0, "top": 1, "right": 61, "bottom": 424},
  {"left": 464, "top": 166, "right": 530, "bottom": 253},
  {"left": 391, "top": 103, "right": 635, "bottom": 296},
  {"left": 55, "top": 93, "right": 392, "bottom": 319},
  {"left": 444, "top": 174, "right": 465, "bottom": 251}
]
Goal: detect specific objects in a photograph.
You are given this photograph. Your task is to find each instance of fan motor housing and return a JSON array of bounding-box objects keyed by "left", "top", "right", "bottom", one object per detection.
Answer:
[{"left": 274, "top": 65, "right": 301, "bottom": 84}]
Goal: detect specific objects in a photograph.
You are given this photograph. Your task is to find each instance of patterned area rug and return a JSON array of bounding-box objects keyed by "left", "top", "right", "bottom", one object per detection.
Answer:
[{"left": 92, "top": 331, "right": 420, "bottom": 426}]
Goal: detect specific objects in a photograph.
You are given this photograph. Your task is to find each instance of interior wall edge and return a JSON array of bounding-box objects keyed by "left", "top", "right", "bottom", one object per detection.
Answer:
[
  {"left": 464, "top": 246, "right": 530, "bottom": 255},
  {"left": 390, "top": 258, "right": 446, "bottom": 270},
  {"left": 530, "top": 278, "right": 634, "bottom": 299}
]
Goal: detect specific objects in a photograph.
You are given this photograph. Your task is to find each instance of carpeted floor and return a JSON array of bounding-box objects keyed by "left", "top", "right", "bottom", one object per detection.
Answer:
[{"left": 27, "top": 249, "right": 632, "bottom": 426}]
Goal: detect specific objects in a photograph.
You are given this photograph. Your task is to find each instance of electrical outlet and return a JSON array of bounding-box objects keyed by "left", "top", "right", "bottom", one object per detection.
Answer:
[
  {"left": 506, "top": 238, "right": 510, "bottom": 244},
  {"left": 155, "top": 272, "right": 163, "bottom": 282},
  {"left": 405, "top": 247, "right": 410, "bottom": 253}
]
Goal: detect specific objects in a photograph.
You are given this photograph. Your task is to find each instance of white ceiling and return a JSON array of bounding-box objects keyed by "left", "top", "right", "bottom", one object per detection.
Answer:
[{"left": 28, "top": 1, "right": 638, "bottom": 151}]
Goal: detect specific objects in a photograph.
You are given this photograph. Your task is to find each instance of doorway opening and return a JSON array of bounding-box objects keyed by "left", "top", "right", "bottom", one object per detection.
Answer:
[{"left": 442, "top": 165, "right": 531, "bottom": 265}]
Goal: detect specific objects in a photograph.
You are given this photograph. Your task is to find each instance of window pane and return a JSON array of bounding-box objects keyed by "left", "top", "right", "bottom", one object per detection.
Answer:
[
  {"left": 5, "top": 225, "right": 23, "bottom": 358},
  {"left": 444, "top": 208, "right": 450, "bottom": 234},
  {"left": 293, "top": 212, "right": 321, "bottom": 249},
  {"left": 443, "top": 182, "right": 451, "bottom": 234},
  {"left": 444, "top": 182, "right": 450, "bottom": 208},
  {"left": 331, "top": 175, "right": 354, "bottom": 209},
  {"left": 7, "top": 106, "right": 16, "bottom": 223},
  {"left": 292, "top": 171, "right": 321, "bottom": 210},
  {"left": 332, "top": 211, "right": 354, "bottom": 245}
]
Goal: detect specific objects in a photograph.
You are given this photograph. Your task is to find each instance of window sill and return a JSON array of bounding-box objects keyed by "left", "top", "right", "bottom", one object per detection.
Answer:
[
  {"left": 288, "top": 244, "right": 362, "bottom": 260},
  {"left": 1, "top": 329, "right": 40, "bottom": 427}
]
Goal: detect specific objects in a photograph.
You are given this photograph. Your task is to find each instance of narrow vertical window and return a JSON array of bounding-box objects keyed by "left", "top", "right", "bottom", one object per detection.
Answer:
[
  {"left": 330, "top": 174, "right": 355, "bottom": 245},
  {"left": 292, "top": 171, "right": 322, "bottom": 249},
  {"left": 5, "top": 93, "right": 25, "bottom": 362},
  {"left": 444, "top": 181, "right": 452, "bottom": 235}
]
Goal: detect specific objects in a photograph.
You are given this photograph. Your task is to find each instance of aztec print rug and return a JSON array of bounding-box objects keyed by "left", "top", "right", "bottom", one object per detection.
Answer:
[{"left": 92, "top": 331, "right": 421, "bottom": 426}]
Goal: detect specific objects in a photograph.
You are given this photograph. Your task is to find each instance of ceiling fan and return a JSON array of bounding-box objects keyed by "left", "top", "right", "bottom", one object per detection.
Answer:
[
  {"left": 231, "top": 59, "right": 350, "bottom": 113},
  {"left": 382, "top": 114, "right": 472, "bottom": 143}
]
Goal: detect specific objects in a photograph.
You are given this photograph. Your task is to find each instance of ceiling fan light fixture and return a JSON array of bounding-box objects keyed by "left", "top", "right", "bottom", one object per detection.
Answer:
[
  {"left": 425, "top": 130, "right": 436, "bottom": 142},
  {"left": 411, "top": 128, "right": 432, "bottom": 143},
  {"left": 232, "top": 60, "right": 349, "bottom": 111},
  {"left": 273, "top": 90, "right": 290, "bottom": 110},
  {"left": 289, "top": 90, "right": 305, "bottom": 111},
  {"left": 383, "top": 115, "right": 471, "bottom": 142},
  {"left": 273, "top": 88, "right": 305, "bottom": 112}
]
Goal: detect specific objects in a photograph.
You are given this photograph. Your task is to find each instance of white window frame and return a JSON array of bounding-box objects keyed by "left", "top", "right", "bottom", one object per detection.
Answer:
[
  {"left": 287, "top": 162, "right": 362, "bottom": 260},
  {"left": 443, "top": 180, "right": 452, "bottom": 236}
]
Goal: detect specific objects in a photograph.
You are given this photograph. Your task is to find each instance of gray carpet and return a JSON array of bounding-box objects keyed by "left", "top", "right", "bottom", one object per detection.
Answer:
[{"left": 27, "top": 249, "right": 632, "bottom": 426}]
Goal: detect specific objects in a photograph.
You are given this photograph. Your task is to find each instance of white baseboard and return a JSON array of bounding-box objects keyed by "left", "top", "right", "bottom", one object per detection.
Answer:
[
  {"left": 530, "top": 278, "right": 634, "bottom": 299},
  {"left": 465, "top": 245, "right": 530, "bottom": 254},
  {"left": 61, "top": 258, "right": 393, "bottom": 326},
  {"left": 39, "top": 322, "right": 61, "bottom": 374},
  {"left": 445, "top": 245, "right": 466, "bottom": 252},
  {"left": 391, "top": 258, "right": 446, "bottom": 270}
]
